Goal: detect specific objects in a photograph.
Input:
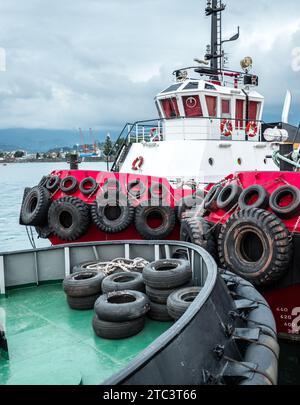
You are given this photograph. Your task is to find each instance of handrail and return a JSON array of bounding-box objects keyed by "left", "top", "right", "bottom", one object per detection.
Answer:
[{"left": 110, "top": 116, "right": 268, "bottom": 172}]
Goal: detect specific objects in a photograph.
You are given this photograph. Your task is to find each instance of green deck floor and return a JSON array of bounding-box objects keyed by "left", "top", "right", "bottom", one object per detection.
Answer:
[{"left": 0, "top": 284, "right": 172, "bottom": 385}]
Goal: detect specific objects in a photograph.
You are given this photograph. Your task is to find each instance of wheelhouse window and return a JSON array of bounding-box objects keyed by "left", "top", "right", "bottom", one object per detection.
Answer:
[
  {"left": 182, "top": 95, "right": 203, "bottom": 118},
  {"left": 160, "top": 98, "right": 180, "bottom": 118},
  {"left": 235, "top": 99, "right": 245, "bottom": 129},
  {"left": 183, "top": 82, "right": 199, "bottom": 90},
  {"left": 221, "top": 99, "right": 231, "bottom": 118},
  {"left": 205, "top": 95, "right": 217, "bottom": 117},
  {"left": 249, "top": 101, "right": 260, "bottom": 121},
  {"left": 161, "top": 83, "right": 182, "bottom": 94}
]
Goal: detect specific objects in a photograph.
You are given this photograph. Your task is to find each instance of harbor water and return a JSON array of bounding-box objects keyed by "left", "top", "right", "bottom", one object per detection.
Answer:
[{"left": 0, "top": 162, "right": 108, "bottom": 252}]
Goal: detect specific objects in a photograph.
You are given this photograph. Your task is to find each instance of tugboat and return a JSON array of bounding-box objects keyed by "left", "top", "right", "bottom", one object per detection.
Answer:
[{"left": 18, "top": 0, "right": 299, "bottom": 246}]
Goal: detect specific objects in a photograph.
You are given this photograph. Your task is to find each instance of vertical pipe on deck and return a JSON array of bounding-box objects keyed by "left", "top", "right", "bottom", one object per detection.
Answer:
[
  {"left": 64, "top": 247, "right": 70, "bottom": 277},
  {"left": 0, "top": 256, "right": 5, "bottom": 295}
]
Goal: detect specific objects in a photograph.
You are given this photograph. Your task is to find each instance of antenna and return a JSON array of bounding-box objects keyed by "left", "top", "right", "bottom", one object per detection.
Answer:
[{"left": 205, "top": 0, "right": 226, "bottom": 71}]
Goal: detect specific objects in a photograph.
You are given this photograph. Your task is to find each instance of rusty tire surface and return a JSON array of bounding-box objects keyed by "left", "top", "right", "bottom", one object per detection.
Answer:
[{"left": 218, "top": 208, "right": 293, "bottom": 286}]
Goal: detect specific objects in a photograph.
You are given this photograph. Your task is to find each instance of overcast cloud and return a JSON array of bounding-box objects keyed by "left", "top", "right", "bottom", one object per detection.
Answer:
[{"left": 0, "top": 0, "right": 299, "bottom": 131}]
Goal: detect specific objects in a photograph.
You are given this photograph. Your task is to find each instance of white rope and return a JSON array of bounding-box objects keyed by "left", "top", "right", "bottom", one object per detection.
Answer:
[{"left": 85, "top": 257, "right": 149, "bottom": 276}]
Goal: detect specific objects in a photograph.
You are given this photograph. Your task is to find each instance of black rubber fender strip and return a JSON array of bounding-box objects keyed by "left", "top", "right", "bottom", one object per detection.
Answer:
[
  {"left": 240, "top": 334, "right": 279, "bottom": 385},
  {"left": 224, "top": 355, "right": 274, "bottom": 386}
]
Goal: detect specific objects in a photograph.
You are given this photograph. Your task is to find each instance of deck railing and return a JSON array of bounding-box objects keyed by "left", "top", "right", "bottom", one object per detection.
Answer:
[{"left": 110, "top": 116, "right": 267, "bottom": 172}]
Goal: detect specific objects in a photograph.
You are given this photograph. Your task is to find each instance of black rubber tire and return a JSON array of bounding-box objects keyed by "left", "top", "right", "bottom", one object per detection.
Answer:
[
  {"left": 143, "top": 259, "right": 191, "bottom": 289},
  {"left": 20, "top": 186, "right": 51, "bottom": 226},
  {"left": 204, "top": 184, "right": 222, "bottom": 212},
  {"left": 45, "top": 176, "right": 60, "bottom": 192},
  {"left": 134, "top": 202, "right": 176, "bottom": 240},
  {"left": 19, "top": 187, "right": 32, "bottom": 225},
  {"left": 72, "top": 261, "right": 100, "bottom": 272},
  {"left": 148, "top": 301, "right": 173, "bottom": 322},
  {"left": 60, "top": 176, "right": 78, "bottom": 194},
  {"left": 167, "top": 287, "right": 201, "bottom": 320},
  {"left": 269, "top": 185, "right": 300, "bottom": 219},
  {"left": 180, "top": 217, "right": 217, "bottom": 258},
  {"left": 94, "top": 290, "right": 150, "bottom": 322},
  {"left": 92, "top": 315, "right": 145, "bottom": 339},
  {"left": 102, "top": 272, "right": 145, "bottom": 293},
  {"left": 35, "top": 224, "right": 52, "bottom": 239},
  {"left": 67, "top": 293, "right": 100, "bottom": 310},
  {"left": 149, "top": 182, "right": 168, "bottom": 200},
  {"left": 176, "top": 194, "right": 204, "bottom": 221},
  {"left": 217, "top": 183, "right": 242, "bottom": 211},
  {"left": 102, "top": 178, "right": 121, "bottom": 192},
  {"left": 63, "top": 270, "right": 105, "bottom": 297},
  {"left": 238, "top": 185, "right": 270, "bottom": 210},
  {"left": 145, "top": 282, "right": 193, "bottom": 305},
  {"left": 79, "top": 177, "right": 98, "bottom": 196},
  {"left": 48, "top": 197, "right": 90, "bottom": 241},
  {"left": 38, "top": 176, "right": 50, "bottom": 187},
  {"left": 91, "top": 193, "right": 134, "bottom": 233},
  {"left": 218, "top": 208, "right": 293, "bottom": 286},
  {"left": 172, "top": 248, "right": 189, "bottom": 260},
  {"left": 127, "top": 179, "right": 147, "bottom": 199}
]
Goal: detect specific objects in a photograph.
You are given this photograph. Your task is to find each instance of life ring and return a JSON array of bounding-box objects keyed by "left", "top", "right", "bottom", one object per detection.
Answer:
[
  {"left": 220, "top": 119, "right": 233, "bottom": 137},
  {"left": 246, "top": 121, "right": 258, "bottom": 137},
  {"left": 149, "top": 127, "right": 160, "bottom": 142},
  {"left": 132, "top": 156, "right": 144, "bottom": 171}
]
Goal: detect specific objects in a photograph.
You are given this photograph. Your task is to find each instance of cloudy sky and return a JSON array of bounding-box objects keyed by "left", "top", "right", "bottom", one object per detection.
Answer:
[{"left": 0, "top": 0, "right": 299, "bottom": 132}]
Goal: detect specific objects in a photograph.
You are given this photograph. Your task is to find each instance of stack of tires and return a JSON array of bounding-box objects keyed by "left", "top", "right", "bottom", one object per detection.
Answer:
[
  {"left": 63, "top": 270, "right": 106, "bottom": 310},
  {"left": 142, "top": 259, "right": 193, "bottom": 322},
  {"left": 92, "top": 290, "right": 150, "bottom": 339},
  {"left": 167, "top": 286, "right": 202, "bottom": 321}
]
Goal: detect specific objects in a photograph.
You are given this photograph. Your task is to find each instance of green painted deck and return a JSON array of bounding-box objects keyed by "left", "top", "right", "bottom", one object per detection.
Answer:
[{"left": 0, "top": 284, "right": 172, "bottom": 385}]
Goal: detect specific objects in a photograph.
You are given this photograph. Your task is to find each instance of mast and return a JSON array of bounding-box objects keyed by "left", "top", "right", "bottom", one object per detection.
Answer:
[{"left": 205, "top": 0, "right": 226, "bottom": 71}]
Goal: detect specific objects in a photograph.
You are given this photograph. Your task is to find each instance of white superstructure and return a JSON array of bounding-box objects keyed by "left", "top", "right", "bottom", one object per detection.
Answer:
[{"left": 111, "top": 1, "right": 291, "bottom": 189}]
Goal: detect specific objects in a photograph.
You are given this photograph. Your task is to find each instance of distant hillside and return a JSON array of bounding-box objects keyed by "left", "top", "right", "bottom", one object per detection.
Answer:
[{"left": 0, "top": 128, "right": 118, "bottom": 152}]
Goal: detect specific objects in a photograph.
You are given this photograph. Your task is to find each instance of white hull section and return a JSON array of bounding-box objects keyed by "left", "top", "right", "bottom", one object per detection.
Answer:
[{"left": 120, "top": 140, "right": 278, "bottom": 186}]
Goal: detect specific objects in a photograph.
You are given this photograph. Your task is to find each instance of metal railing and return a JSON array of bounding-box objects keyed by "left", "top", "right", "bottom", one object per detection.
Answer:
[{"left": 110, "top": 116, "right": 266, "bottom": 172}]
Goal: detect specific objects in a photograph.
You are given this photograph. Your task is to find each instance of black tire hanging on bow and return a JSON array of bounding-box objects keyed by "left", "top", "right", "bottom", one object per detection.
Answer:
[
  {"left": 238, "top": 185, "right": 270, "bottom": 210},
  {"left": 176, "top": 194, "right": 204, "bottom": 221},
  {"left": 127, "top": 179, "right": 147, "bottom": 199},
  {"left": 216, "top": 183, "right": 242, "bottom": 211},
  {"left": 180, "top": 216, "right": 217, "bottom": 258},
  {"left": 91, "top": 193, "right": 134, "bottom": 233},
  {"left": 48, "top": 197, "right": 90, "bottom": 241},
  {"left": 269, "top": 185, "right": 300, "bottom": 219},
  {"left": 149, "top": 182, "right": 168, "bottom": 200},
  {"left": 134, "top": 201, "right": 176, "bottom": 240},
  {"left": 60, "top": 176, "right": 78, "bottom": 194},
  {"left": 218, "top": 208, "right": 293, "bottom": 286},
  {"left": 45, "top": 176, "right": 61, "bottom": 192},
  {"left": 79, "top": 177, "right": 98, "bottom": 196},
  {"left": 203, "top": 184, "right": 222, "bottom": 212},
  {"left": 20, "top": 186, "right": 51, "bottom": 226}
]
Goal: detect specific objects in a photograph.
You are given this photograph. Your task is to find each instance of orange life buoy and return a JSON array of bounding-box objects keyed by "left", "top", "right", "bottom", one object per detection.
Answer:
[
  {"left": 132, "top": 156, "right": 144, "bottom": 171},
  {"left": 220, "top": 119, "right": 233, "bottom": 137},
  {"left": 149, "top": 127, "right": 160, "bottom": 142},
  {"left": 246, "top": 121, "right": 258, "bottom": 138}
]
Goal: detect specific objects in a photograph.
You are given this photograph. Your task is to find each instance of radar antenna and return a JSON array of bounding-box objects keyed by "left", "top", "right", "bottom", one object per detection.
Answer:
[{"left": 205, "top": 1, "right": 239, "bottom": 71}]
